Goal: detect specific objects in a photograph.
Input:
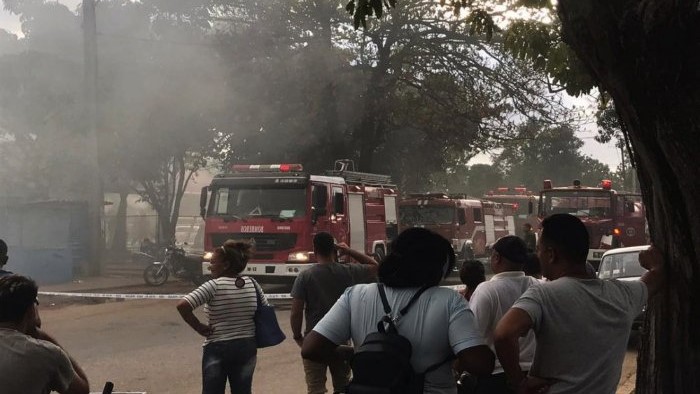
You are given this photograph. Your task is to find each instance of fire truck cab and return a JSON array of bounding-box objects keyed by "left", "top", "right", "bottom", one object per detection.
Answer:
[
  {"left": 484, "top": 186, "right": 539, "bottom": 237},
  {"left": 538, "top": 179, "right": 646, "bottom": 268},
  {"left": 199, "top": 160, "right": 398, "bottom": 281},
  {"left": 398, "top": 193, "right": 516, "bottom": 262}
]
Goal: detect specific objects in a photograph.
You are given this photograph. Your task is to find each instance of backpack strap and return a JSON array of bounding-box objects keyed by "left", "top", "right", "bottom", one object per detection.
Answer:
[{"left": 376, "top": 283, "right": 430, "bottom": 333}]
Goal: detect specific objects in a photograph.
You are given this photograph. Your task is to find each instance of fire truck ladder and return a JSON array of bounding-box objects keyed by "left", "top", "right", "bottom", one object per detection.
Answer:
[{"left": 326, "top": 159, "right": 394, "bottom": 187}]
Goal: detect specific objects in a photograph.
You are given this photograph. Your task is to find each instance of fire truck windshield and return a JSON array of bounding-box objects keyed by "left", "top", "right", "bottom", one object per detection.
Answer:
[
  {"left": 485, "top": 196, "right": 532, "bottom": 216},
  {"left": 541, "top": 190, "right": 612, "bottom": 218},
  {"left": 210, "top": 186, "right": 307, "bottom": 219},
  {"left": 399, "top": 205, "right": 454, "bottom": 225}
]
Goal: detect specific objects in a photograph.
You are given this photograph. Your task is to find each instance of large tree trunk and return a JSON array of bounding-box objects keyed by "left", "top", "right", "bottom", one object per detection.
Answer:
[{"left": 558, "top": 1, "right": 700, "bottom": 392}]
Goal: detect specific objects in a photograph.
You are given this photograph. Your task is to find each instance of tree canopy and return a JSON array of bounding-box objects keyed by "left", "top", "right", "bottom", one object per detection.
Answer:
[{"left": 358, "top": 0, "right": 700, "bottom": 392}]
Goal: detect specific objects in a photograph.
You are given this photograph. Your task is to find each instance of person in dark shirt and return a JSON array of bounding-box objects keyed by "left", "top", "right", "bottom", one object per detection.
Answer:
[
  {"left": 290, "top": 232, "right": 378, "bottom": 394},
  {"left": 521, "top": 224, "right": 537, "bottom": 253},
  {"left": 459, "top": 260, "right": 486, "bottom": 301},
  {"left": 0, "top": 239, "right": 12, "bottom": 277}
]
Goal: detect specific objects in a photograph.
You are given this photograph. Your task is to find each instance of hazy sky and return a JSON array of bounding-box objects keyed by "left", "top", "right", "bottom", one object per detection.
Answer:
[{"left": 0, "top": 1, "right": 621, "bottom": 169}]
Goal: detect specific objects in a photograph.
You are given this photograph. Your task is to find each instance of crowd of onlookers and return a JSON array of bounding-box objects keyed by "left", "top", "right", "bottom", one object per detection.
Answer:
[{"left": 0, "top": 212, "right": 664, "bottom": 394}]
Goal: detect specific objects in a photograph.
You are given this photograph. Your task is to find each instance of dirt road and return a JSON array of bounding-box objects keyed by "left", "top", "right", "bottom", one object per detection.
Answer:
[
  {"left": 35, "top": 274, "right": 454, "bottom": 393},
  {"left": 38, "top": 294, "right": 638, "bottom": 394}
]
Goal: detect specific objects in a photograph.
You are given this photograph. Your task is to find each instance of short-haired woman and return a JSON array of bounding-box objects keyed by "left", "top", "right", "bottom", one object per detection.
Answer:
[{"left": 177, "top": 240, "right": 265, "bottom": 394}]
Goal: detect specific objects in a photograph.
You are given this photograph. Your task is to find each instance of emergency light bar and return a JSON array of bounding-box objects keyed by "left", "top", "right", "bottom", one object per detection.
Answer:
[{"left": 232, "top": 164, "right": 304, "bottom": 173}]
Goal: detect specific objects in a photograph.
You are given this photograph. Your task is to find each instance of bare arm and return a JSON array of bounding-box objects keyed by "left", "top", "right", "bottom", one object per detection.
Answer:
[
  {"left": 301, "top": 330, "right": 341, "bottom": 363},
  {"left": 290, "top": 298, "right": 305, "bottom": 347},
  {"left": 336, "top": 242, "right": 379, "bottom": 274},
  {"left": 455, "top": 345, "right": 495, "bottom": 376},
  {"left": 34, "top": 329, "right": 90, "bottom": 394},
  {"left": 639, "top": 246, "right": 665, "bottom": 300},
  {"left": 494, "top": 308, "right": 533, "bottom": 387},
  {"left": 176, "top": 299, "right": 212, "bottom": 337}
]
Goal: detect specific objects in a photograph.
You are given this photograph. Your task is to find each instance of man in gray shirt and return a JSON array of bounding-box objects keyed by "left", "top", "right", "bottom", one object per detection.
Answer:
[
  {"left": 0, "top": 275, "right": 90, "bottom": 394},
  {"left": 290, "top": 232, "right": 378, "bottom": 394},
  {"left": 494, "top": 214, "right": 664, "bottom": 394}
]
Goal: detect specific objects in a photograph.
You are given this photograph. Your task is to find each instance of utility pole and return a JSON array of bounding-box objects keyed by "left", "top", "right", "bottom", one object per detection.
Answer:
[{"left": 83, "top": 0, "right": 103, "bottom": 275}]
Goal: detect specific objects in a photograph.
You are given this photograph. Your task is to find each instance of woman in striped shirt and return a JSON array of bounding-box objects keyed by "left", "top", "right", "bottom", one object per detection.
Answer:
[{"left": 177, "top": 240, "right": 266, "bottom": 394}]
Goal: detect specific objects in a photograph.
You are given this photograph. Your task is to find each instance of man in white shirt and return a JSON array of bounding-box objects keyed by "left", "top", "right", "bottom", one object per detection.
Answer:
[{"left": 469, "top": 236, "right": 539, "bottom": 394}]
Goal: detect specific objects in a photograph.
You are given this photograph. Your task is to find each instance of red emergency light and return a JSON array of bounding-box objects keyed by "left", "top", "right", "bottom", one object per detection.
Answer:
[
  {"left": 514, "top": 187, "right": 527, "bottom": 194},
  {"left": 543, "top": 179, "right": 552, "bottom": 190},
  {"left": 232, "top": 164, "right": 304, "bottom": 173},
  {"left": 496, "top": 187, "right": 509, "bottom": 193},
  {"left": 601, "top": 179, "right": 612, "bottom": 190}
]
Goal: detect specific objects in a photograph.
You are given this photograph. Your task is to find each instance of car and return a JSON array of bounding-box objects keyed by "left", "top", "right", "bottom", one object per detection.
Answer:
[{"left": 598, "top": 245, "right": 650, "bottom": 331}]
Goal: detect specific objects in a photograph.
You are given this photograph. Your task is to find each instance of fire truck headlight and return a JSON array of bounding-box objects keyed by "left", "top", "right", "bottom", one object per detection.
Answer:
[
  {"left": 203, "top": 252, "right": 213, "bottom": 261},
  {"left": 288, "top": 252, "right": 311, "bottom": 262}
]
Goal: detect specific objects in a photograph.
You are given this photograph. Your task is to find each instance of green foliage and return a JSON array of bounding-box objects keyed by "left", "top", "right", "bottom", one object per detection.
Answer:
[
  {"left": 504, "top": 20, "right": 595, "bottom": 96},
  {"left": 496, "top": 122, "right": 613, "bottom": 190},
  {"left": 426, "top": 163, "right": 505, "bottom": 197},
  {"left": 514, "top": 0, "right": 551, "bottom": 7},
  {"left": 595, "top": 98, "right": 623, "bottom": 144},
  {"left": 465, "top": 9, "right": 497, "bottom": 40}
]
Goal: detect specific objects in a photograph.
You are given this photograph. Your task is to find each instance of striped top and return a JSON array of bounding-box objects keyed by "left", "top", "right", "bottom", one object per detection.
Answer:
[{"left": 183, "top": 276, "right": 266, "bottom": 344}]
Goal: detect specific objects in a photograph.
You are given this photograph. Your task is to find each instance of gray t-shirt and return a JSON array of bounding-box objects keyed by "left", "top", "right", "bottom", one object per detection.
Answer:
[
  {"left": 291, "top": 262, "right": 374, "bottom": 334},
  {"left": 513, "top": 277, "right": 647, "bottom": 394},
  {"left": 0, "top": 328, "right": 75, "bottom": 394},
  {"left": 314, "top": 284, "right": 485, "bottom": 394}
]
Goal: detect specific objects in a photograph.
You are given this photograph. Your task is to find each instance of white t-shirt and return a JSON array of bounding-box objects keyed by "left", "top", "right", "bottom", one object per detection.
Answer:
[
  {"left": 513, "top": 277, "right": 647, "bottom": 394},
  {"left": 313, "top": 283, "right": 485, "bottom": 394},
  {"left": 183, "top": 276, "right": 264, "bottom": 344},
  {"left": 469, "top": 271, "right": 539, "bottom": 373}
]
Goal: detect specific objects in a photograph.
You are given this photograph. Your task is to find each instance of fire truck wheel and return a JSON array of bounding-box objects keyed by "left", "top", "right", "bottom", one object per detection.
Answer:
[{"left": 373, "top": 245, "right": 386, "bottom": 262}]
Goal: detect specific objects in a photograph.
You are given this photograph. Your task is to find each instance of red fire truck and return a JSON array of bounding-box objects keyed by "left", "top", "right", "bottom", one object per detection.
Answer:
[
  {"left": 483, "top": 187, "right": 539, "bottom": 235},
  {"left": 198, "top": 160, "right": 398, "bottom": 281},
  {"left": 398, "top": 193, "right": 517, "bottom": 261},
  {"left": 538, "top": 179, "right": 646, "bottom": 268}
]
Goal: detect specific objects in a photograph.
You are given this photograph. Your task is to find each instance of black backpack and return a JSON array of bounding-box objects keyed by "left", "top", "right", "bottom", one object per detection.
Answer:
[{"left": 347, "top": 283, "right": 449, "bottom": 394}]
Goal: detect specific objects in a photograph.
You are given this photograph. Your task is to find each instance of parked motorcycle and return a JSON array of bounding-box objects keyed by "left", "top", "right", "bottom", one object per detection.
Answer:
[{"left": 143, "top": 246, "right": 209, "bottom": 286}]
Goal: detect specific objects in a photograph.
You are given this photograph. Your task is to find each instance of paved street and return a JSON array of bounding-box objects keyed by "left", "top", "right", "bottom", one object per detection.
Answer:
[{"left": 37, "top": 276, "right": 638, "bottom": 394}]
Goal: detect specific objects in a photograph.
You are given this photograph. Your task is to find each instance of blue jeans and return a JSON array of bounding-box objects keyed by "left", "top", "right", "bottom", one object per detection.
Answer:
[{"left": 202, "top": 337, "right": 257, "bottom": 394}]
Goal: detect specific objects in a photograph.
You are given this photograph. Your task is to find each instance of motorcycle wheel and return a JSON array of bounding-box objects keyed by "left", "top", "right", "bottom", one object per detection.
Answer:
[{"left": 143, "top": 264, "right": 169, "bottom": 286}]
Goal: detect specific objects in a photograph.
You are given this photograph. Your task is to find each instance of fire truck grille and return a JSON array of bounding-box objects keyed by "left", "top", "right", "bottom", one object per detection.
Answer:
[{"left": 211, "top": 233, "right": 298, "bottom": 252}]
